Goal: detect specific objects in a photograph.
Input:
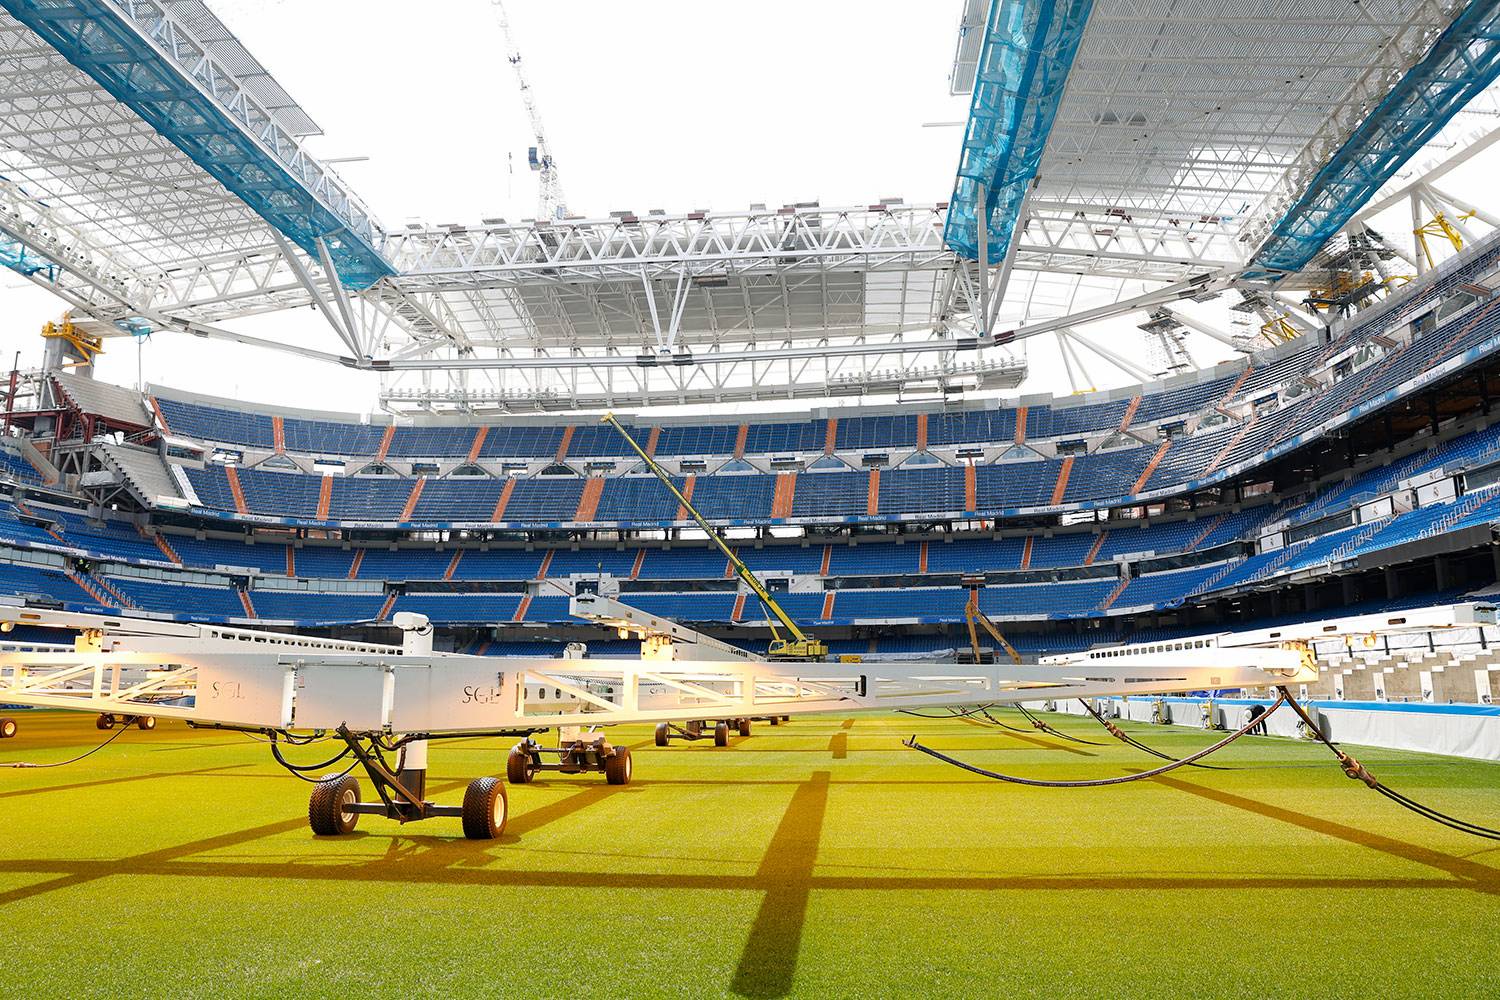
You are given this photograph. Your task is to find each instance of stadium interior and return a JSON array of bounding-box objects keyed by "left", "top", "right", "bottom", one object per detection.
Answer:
[
  {"left": 10, "top": 240, "right": 1500, "bottom": 697},
  {"left": 4, "top": 1, "right": 1500, "bottom": 996}
]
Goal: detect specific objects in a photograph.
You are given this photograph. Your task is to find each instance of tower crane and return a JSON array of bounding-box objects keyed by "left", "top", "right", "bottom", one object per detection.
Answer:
[{"left": 490, "top": 0, "right": 568, "bottom": 221}]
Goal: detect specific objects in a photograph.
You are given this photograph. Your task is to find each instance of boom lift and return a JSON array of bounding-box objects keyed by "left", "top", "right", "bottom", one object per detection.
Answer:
[
  {"left": 962, "top": 575, "right": 1021, "bottom": 664},
  {"left": 601, "top": 413, "right": 828, "bottom": 661}
]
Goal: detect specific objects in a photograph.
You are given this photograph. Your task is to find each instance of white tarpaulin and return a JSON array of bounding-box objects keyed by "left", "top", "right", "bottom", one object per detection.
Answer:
[{"left": 1043, "top": 697, "right": 1500, "bottom": 761}]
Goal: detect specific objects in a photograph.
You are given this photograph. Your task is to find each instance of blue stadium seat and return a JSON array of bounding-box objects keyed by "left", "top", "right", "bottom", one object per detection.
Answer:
[
  {"left": 155, "top": 397, "right": 274, "bottom": 448},
  {"left": 170, "top": 535, "right": 287, "bottom": 574},
  {"left": 827, "top": 542, "right": 919, "bottom": 576},
  {"left": 252, "top": 589, "right": 386, "bottom": 622},
  {"left": 925, "top": 537, "right": 1026, "bottom": 573}
]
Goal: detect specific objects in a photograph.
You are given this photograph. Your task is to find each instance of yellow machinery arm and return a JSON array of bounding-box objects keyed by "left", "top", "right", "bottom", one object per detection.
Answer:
[
  {"left": 964, "top": 587, "right": 1021, "bottom": 665},
  {"left": 600, "top": 413, "right": 827, "bottom": 660}
]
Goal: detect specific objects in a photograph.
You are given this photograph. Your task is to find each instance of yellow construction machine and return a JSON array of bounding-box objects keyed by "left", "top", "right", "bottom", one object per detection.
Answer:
[
  {"left": 961, "top": 575, "right": 1021, "bottom": 665},
  {"left": 601, "top": 413, "right": 827, "bottom": 660}
]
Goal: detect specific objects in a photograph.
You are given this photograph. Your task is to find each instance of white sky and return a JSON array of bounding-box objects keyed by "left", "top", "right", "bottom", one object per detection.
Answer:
[{"left": 0, "top": 1, "right": 1496, "bottom": 417}]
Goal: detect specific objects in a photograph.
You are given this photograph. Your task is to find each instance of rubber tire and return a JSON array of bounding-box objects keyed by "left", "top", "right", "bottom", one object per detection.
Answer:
[
  {"left": 308, "top": 773, "right": 360, "bottom": 836},
  {"left": 713, "top": 721, "right": 729, "bottom": 747},
  {"left": 605, "top": 747, "right": 633, "bottom": 785},
  {"left": 654, "top": 722, "right": 670, "bottom": 747},
  {"left": 506, "top": 745, "right": 535, "bottom": 784},
  {"left": 738, "top": 719, "right": 751, "bottom": 737},
  {"left": 768, "top": 716, "right": 779, "bottom": 726},
  {"left": 136, "top": 715, "right": 156, "bottom": 731},
  {"left": 96, "top": 714, "right": 114, "bottom": 730},
  {"left": 782, "top": 715, "right": 790, "bottom": 723},
  {"left": 0, "top": 717, "right": 15, "bottom": 739},
  {"left": 461, "top": 776, "right": 507, "bottom": 839}
]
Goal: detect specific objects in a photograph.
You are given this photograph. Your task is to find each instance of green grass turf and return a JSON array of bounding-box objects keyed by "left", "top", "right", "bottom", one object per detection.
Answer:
[{"left": 1, "top": 709, "right": 1498, "bottom": 999}]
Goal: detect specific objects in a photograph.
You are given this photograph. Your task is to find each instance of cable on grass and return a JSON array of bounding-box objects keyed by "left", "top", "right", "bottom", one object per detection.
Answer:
[
  {"left": 1075, "top": 698, "right": 1229, "bottom": 770},
  {"left": 1277, "top": 687, "right": 1500, "bottom": 841},
  {"left": 904, "top": 690, "right": 1284, "bottom": 787},
  {"left": 3, "top": 720, "right": 132, "bottom": 768}
]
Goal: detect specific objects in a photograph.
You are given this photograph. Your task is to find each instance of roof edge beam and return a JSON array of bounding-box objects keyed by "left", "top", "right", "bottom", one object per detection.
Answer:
[
  {"left": 1246, "top": 0, "right": 1500, "bottom": 279},
  {"left": 1, "top": 0, "right": 396, "bottom": 290},
  {"left": 942, "top": 0, "right": 1094, "bottom": 262}
]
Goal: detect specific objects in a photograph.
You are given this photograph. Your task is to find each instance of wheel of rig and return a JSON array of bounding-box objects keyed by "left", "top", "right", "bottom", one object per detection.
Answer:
[
  {"left": 713, "top": 721, "right": 729, "bottom": 747},
  {"left": 781, "top": 715, "right": 790, "bottom": 723},
  {"left": 461, "top": 776, "right": 507, "bottom": 839},
  {"left": 738, "top": 718, "right": 751, "bottom": 737},
  {"left": 654, "top": 722, "right": 670, "bottom": 747},
  {"left": 95, "top": 713, "right": 114, "bottom": 730},
  {"left": 136, "top": 715, "right": 156, "bottom": 731},
  {"left": 506, "top": 744, "right": 536, "bottom": 784},
  {"left": 308, "top": 773, "right": 360, "bottom": 836},
  {"left": 0, "top": 717, "right": 16, "bottom": 739},
  {"left": 605, "top": 747, "right": 633, "bottom": 785},
  {"left": 768, "top": 715, "right": 779, "bottom": 726}
]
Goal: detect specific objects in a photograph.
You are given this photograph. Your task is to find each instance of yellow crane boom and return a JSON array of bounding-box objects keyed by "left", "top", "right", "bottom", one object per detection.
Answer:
[
  {"left": 600, "top": 413, "right": 827, "bottom": 660},
  {"left": 964, "top": 585, "right": 1021, "bottom": 665}
]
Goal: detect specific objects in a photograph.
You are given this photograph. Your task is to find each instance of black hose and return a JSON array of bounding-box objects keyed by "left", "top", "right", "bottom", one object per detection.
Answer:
[
  {"left": 188, "top": 722, "right": 328, "bottom": 746},
  {"left": 898, "top": 706, "right": 991, "bottom": 720},
  {"left": 975, "top": 707, "right": 1037, "bottom": 734},
  {"left": 1013, "top": 704, "right": 1107, "bottom": 745},
  {"left": 1373, "top": 784, "right": 1500, "bottom": 840},
  {"left": 3, "top": 720, "right": 132, "bottom": 768},
  {"left": 904, "top": 691, "right": 1285, "bottom": 787},
  {"left": 1076, "top": 698, "right": 1229, "bottom": 770},
  {"left": 1276, "top": 687, "right": 1500, "bottom": 841},
  {"left": 900, "top": 704, "right": 1112, "bottom": 746},
  {"left": 269, "top": 732, "right": 355, "bottom": 782}
]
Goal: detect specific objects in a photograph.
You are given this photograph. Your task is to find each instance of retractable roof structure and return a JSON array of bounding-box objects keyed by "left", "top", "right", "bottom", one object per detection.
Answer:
[{"left": 2, "top": 0, "right": 1498, "bottom": 410}]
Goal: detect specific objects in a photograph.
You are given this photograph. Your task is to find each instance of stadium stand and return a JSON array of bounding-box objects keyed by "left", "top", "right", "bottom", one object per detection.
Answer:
[
  {"left": 0, "top": 449, "right": 45, "bottom": 486},
  {"left": 2, "top": 236, "right": 1500, "bottom": 684}
]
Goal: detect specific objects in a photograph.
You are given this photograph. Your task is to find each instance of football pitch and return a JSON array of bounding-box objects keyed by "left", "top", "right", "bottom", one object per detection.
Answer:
[{"left": 2, "top": 709, "right": 1498, "bottom": 998}]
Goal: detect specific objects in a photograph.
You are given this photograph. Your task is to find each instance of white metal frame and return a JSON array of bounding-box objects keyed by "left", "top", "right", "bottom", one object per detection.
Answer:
[{"left": 0, "top": 603, "right": 1490, "bottom": 733}]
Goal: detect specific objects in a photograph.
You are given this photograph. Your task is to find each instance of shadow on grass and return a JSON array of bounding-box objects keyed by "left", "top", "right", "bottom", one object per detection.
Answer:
[
  {"left": 731, "top": 770, "right": 830, "bottom": 999},
  {"left": 957, "top": 715, "right": 1096, "bottom": 756},
  {"left": 3, "top": 749, "right": 1497, "bottom": 974},
  {"left": 0, "top": 762, "right": 256, "bottom": 801},
  {"left": 0, "top": 774, "right": 644, "bottom": 907},
  {"left": 1147, "top": 771, "right": 1500, "bottom": 892}
]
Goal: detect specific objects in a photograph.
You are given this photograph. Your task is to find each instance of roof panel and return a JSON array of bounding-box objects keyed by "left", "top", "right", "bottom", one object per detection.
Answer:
[
  {"left": 158, "top": 0, "right": 321, "bottom": 136},
  {"left": 1037, "top": 0, "right": 1456, "bottom": 224}
]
